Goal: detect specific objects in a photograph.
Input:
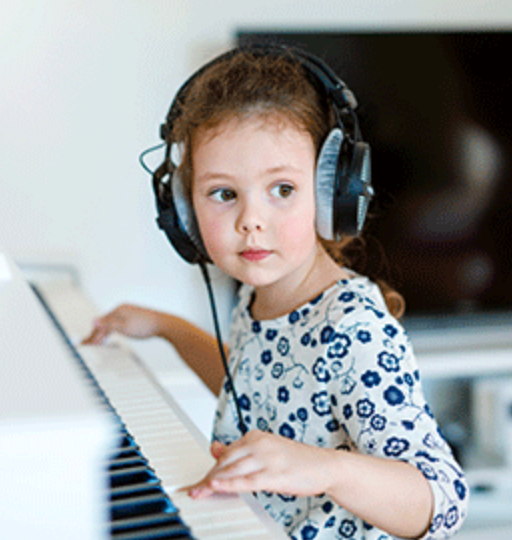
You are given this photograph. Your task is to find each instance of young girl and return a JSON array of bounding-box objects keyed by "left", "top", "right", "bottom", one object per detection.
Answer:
[{"left": 84, "top": 46, "right": 468, "bottom": 540}]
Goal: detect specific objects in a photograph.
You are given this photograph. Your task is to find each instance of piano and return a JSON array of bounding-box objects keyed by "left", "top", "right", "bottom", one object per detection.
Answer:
[{"left": 0, "top": 250, "right": 287, "bottom": 539}]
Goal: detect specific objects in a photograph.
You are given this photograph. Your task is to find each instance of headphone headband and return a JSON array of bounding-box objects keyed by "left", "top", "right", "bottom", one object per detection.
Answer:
[
  {"left": 160, "top": 44, "right": 358, "bottom": 142},
  {"left": 152, "top": 44, "right": 373, "bottom": 264}
]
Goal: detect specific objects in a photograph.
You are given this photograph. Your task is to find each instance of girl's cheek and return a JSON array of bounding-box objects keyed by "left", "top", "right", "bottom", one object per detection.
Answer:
[
  {"left": 199, "top": 220, "right": 230, "bottom": 262},
  {"left": 279, "top": 214, "right": 317, "bottom": 251}
]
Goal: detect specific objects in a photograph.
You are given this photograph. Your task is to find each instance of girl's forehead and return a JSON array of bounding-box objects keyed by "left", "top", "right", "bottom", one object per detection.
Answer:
[
  {"left": 191, "top": 112, "right": 316, "bottom": 187},
  {"left": 193, "top": 111, "right": 312, "bottom": 151}
]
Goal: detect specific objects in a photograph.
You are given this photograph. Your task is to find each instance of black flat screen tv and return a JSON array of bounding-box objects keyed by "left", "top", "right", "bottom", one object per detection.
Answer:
[{"left": 238, "top": 29, "right": 512, "bottom": 322}]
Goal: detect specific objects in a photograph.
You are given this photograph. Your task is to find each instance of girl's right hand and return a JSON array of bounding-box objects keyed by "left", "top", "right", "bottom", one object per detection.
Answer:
[{"left": 81, "top": 304, "right": 162, "bottom": 345}]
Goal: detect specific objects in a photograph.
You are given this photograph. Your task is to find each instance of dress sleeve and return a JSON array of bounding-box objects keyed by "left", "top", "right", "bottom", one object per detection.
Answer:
[{"left": 329, "top": 309, "right": 469, "bottom": 539}]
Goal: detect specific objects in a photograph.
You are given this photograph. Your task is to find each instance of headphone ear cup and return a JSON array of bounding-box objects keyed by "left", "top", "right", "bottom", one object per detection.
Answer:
[
  {"left": 315, "top": 128, "right": 344, "bottom": 241},
  {"left": 171, "top": 169, "right": 209, "bottom": 257},
  {"left": 353, "top": 142, "right": 373, "bottom": 233},
  {"left": 154, "top": 168, "right": 210, "bottom": 264},
  {"left": 333, "top": 140, "right": 373, "bottom": 239}
]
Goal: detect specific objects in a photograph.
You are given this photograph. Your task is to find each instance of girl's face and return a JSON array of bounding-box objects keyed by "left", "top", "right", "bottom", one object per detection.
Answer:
[{"left": 191, "top": 114, "right": 319, "bottom": 292}]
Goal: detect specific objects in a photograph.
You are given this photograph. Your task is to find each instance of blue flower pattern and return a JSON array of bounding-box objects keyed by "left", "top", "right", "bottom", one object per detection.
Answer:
[{"left": 213, "top": 276, "right": 468, "bottom": 539}]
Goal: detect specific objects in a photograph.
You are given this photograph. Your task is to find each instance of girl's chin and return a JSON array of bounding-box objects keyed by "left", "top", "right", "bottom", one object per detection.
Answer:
[{"left": 230, "top": 269, "right": 281, "bottom": 290}]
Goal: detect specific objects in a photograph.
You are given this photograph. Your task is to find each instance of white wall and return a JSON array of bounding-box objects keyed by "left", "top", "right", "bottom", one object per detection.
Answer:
[{"left": 1, "top": 0, "right": 511, "bottom": 335}]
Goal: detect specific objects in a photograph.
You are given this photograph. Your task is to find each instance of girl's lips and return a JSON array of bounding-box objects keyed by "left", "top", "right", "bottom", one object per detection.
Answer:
[{"left": 240, "top": 249, "right": 272, "bottom": 262}]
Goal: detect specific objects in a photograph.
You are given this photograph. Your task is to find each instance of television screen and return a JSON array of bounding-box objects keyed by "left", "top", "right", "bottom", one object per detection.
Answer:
[{"left": 238, "top": 30, "right": 512, "bottom": 321}]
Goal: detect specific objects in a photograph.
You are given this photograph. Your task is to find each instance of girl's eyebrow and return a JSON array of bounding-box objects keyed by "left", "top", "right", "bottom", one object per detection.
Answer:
[
  {"left": 265, "top": 164, "right": 303, "bottom": 176},
  {"left": 195, "top": 172, "right": 234, "bottom": 183},
  {"left": 196, "top": 165, "right": 303, "bottom": 183}
]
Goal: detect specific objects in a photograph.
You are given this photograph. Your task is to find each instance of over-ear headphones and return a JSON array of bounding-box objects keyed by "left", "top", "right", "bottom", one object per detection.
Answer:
[{"left": 152, "top": 44, "right": 373, "bottom": 266}]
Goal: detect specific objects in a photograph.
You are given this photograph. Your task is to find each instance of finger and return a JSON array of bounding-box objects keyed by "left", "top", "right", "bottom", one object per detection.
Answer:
[
  {"left": 81, "top": 333, "right": 94, "bottom": 345},
  {"left": 207, "top": 471, "right": 266, "bottom": 494},
  {"left": 210, "top": 454, "right": 262, "bottom": 480},
  {"left": 210, "top": 441, "right": 226, "bottom": 459},
  {"left": 187, "top": 484, "right": 216, "bottom": 499},
  {"left": 211, "top": 435, "right": 258, "bottom": 470},
  {"left": 186, "top": 452, "right": 259, "bottom": 498},
  {"left": 185, "top": 477, "right": 217, "bottom": 499},
  {"left": 83, "top": 313, "right": 121, "bottom": 344},
  {"left": 81, "top": 326, "right": 106, "bottom": 345},
  {"left": 188, "top": 472, "right": 252, "bottom": 498}
]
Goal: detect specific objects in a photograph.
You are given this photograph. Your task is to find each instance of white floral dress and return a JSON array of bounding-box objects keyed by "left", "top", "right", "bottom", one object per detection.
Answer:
[{"left": 213, "top": 275, "right": 468, "bottom": 540}]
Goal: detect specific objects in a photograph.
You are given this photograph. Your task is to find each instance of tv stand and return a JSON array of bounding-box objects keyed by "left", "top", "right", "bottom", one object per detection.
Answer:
[{"left": 408, "top": 320, "right": 512, "bottom": 537}]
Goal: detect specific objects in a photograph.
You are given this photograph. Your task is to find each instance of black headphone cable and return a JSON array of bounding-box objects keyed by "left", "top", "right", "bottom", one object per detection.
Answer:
[
  {"left": 199, "top": 262, "right": 248, "bottom": 436},
  {"left": 139, "top": 143, "right": 248, "bottom": 436}
]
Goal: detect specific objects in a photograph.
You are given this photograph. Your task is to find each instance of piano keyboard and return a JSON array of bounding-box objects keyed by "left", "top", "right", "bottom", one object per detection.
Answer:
[{"left": 31, "top": 279, "right": 287, "bottom": 540}]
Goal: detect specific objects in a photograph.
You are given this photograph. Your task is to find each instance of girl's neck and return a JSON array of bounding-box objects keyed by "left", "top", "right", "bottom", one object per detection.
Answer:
[{"left": 249, "top": 245, "right": 350, "bottom": 321}]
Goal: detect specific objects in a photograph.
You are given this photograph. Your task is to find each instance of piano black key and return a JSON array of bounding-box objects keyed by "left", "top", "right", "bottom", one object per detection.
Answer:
[
  {"left": 29, "top": 280, "right": 285, "bottom": 539},
  {"left": 111, "top": 509, "right": 182, "bottom": 532},
  {"left": 110, "top": 465, "right": 159, "bottom": 487},
  {"left": 114, "top": 434, "right": 141, "bottom": 455},
  {"left": 31, "top": 283, "right": 194, "bottom": 540},
  {"left": 110, "top": 493, "right": 191, "bottom": 539},
  {"left": 111, "top": 492, "right": 174, "bottom": 520},
  {"left": 110, "top": 482, "right": 162, "bottom": 498},
  {"left": 112, "top": 522, "right": 193, "bottom": 540},
  {"left": 110, "top": 456, "right": 146, "bottom": 469}
]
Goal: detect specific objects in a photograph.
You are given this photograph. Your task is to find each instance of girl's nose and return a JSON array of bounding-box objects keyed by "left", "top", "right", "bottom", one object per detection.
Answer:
[
  {"left": 236, "top": 200, "right": 264, "bottom": 234},
  {"left": 242, "top": 222, "right": 262, "bottom": 232}
]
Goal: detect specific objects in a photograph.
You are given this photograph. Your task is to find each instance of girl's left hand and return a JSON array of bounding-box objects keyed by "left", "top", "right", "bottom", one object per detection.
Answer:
[{"left": 186, "top": 430, "right": 335, "bottom": 499}]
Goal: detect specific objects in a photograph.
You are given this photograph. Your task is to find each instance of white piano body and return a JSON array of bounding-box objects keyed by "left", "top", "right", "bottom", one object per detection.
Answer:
[
  {"left": 0, "top": 250, "right": 287, "bottom": 539},
  {"left": 0, "top": 251, "right": 116, "bottom": 539}
]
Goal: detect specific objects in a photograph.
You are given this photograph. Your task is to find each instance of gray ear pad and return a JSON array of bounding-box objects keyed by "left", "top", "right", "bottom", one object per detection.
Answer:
[
  {"left": 171, "top": 169, "right": 210, "bottom": 260},
  {"left": 315, "top": 128, "right": 344, "bottom": 241}
]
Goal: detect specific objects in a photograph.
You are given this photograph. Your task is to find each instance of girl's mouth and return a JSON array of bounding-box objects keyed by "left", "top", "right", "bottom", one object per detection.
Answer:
[{"left": 240, "top": 249, "right": 272, "bottom": 262}]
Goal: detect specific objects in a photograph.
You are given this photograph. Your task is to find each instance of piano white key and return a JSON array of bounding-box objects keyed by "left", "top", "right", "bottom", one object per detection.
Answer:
[
  {"left": 172, "top": 492, "right": 259, "bottom": 520},
  {"left": 78, "top": 346, "right": 285, "bottom": 538},
  {"left": 34, "top": 279, "right": 288, "bottom": 540},
  {"left": 171, "top": 492, "right": 274, "bottom": 539}
]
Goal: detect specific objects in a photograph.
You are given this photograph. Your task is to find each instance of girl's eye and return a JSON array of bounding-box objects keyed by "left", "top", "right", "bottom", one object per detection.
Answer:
[
  {"left": 271, "top": 184, "right": 295, "bottom": 198},
  {"left": 210, "top": 188, "right": 236, "bottom": 202}
]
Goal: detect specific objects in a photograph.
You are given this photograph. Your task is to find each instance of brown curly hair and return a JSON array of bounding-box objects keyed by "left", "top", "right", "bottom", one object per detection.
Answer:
[{"left": 165, "top": 47, "right": 405, "bottom": 318}]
